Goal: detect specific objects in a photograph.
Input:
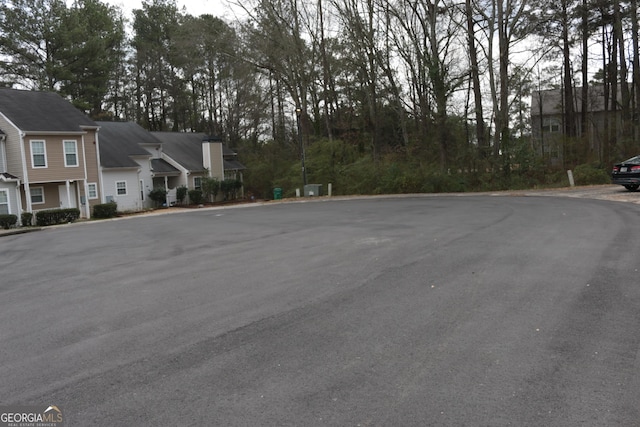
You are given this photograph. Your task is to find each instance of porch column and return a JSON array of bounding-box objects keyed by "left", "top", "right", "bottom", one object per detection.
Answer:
[
  {"left": 24, "top": 182, "right": 32, "bottom": 213},
  {"left": 65, "top": 180, "right": 72, "bottom": 209},
  {"left": 81, "top": 180, "right": 90, "bottom": 219},
  {"left": 164, "top": 176, "right": 169, "bottom": 206}
]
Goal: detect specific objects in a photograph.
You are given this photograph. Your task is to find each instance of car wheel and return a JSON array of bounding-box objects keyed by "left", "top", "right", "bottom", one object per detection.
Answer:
[{"left": 624, "top": 184, "right": 639, "bottom": 191}]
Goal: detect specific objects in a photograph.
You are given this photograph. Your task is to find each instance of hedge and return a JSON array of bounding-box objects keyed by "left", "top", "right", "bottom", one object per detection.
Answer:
[
  {"left": 0, "top": 214, "right": 17, "bottom": 229},
  {"left": 93, "top": 202, "right": 118, "bottom": 219},
  {"left": 188, "top": 189, "right": 203, "bottom": 204},
  {"left": 21, "top": 212, "right": 33, "bottom": 226},
  {"left": 35, "top": 208, "right": 81, "bottom": 226}
]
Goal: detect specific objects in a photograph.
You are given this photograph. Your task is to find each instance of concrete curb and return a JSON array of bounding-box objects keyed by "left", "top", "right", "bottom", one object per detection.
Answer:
[{"left": 0, "top": 227, "right": 43, "bottom": 237}]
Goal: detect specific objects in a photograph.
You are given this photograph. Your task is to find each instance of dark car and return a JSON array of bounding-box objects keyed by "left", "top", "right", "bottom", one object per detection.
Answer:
[{"left": 612, "top": 155, "right": 640, "bottom": 191}]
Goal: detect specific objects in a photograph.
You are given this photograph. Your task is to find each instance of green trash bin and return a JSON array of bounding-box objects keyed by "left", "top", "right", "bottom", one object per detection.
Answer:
[{"left": 273, "top": 187, "right": 283, "bottom": 200}]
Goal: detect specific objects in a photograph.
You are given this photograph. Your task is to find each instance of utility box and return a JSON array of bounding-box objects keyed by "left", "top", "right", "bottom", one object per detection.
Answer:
[
  {"left": 273, "top": 187, "right": 283, "bottom": 200},
  {"left": 304, "top": 184, "right": 322, "bottom": 197}
]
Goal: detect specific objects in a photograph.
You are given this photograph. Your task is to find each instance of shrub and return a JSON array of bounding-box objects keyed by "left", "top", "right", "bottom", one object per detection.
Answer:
[
  {"left": 221, "top": 179, "right": 242, "bottom": 200},
  {"left": 423, "top": 172, "right": 467, "bottom": 193},
  {"left": 0, "top": 214, "right": 17, "bottom": 229},
  {"left": 35, "top": 208, "right": 80, "bottom": 226},
  {"left": 93, "top": 202, "right": 118, "bottom": 219},
  {"left": 176, "top": 186, "right": 188, "bottom": 204},
  {"left": 148, "top": 188, "right": 167, "bottom": 207},
  {"left": 188, "top": 189, "right": 203, "bottom": 204},
  {"left": 572, "top": 163, "right": 611, "bottom": 185},
  {"left": 201, "top": 177, "right": 220, "bottom": 201},
  {"left": 21, "top": 212, "right": 33, "bottom": 227}
]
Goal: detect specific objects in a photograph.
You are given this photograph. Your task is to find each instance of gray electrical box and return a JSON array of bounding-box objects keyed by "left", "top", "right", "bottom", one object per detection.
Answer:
[{"left": 304, "top": 184, "right": 322, "bottom": 197}]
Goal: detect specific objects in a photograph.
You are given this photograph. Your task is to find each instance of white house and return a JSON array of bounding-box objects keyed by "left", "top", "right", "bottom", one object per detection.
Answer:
[{"left": 96, "top": 121, "right": 157, "bottom": 211}]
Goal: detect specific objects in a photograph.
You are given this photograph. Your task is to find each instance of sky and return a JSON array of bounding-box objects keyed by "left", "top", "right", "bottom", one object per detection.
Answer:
[{"left": 102, "top": 0, "right": 245, "bottom": 22}]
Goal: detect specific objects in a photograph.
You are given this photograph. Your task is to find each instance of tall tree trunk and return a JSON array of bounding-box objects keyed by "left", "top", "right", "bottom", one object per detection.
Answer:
[
  {"left": 580, "top": 0, "right": 590, "bottom": 157},
  {"left": 601, "top": 23, "right": 613, "bottom": 165},
  {"left": 614, "top": 0, "right": 631, "bottom": 154},
  {"left": 317, "top": 0, "right": 334, "bottom": 141},
  {"left": 610, "top": 22, "right": 618, "bottom": 160},
  {"left": 466, "top": 0, "right": 487, "bottom": 159},
  {"left": 560, "top": 0, "right": 576, "bottom": 167},
  {"left": 496, "top": 0, "right": 510, "bottom": 164},
  {"left": 631, "top": 0, "right": 640, "bottom": 145}
]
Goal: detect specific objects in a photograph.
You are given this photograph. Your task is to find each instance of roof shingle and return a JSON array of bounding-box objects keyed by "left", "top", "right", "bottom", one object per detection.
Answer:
[
  {"left": 0, "top": 88, "right": 96, "bottom": 132},
  {"left": 97, "top": 121, "right": 155, "bottom": 168}
]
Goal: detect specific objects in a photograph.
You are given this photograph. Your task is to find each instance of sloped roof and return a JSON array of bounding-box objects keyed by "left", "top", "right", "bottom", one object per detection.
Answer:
[
  {"left": 150, "top": 131, "right": 245, "bottom": 172},
  {"left": 531, "top": 85, "right": 610, "bottom": 116},
  {"left": 150, "top": 132, "right": 209, "bottom": 173},
  {"left": 97, "top": 121, "right": 155, "bottom": 168},
  {"left": 0, "top": 172, "right": 19, "bottom": 181},
  {"left": 223, "top": 145, "right": 236, "bottom": 156},
  {"left": 151, "top": 158, "right": 180, "bottom": 175},
  {"left": 0, "top": 88, "right": 97, "bottom": 132},
  {"left": 224, "top": 159, "right": 246, "bottom": 171}
]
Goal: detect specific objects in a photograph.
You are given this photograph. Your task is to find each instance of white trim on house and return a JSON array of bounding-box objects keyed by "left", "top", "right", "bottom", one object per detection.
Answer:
[
  {"left": 0, "top": 135, "right": 6, "bottom": 173},
  {"left": 0, "top": 188, "right": 10, "bottom": 215},
  {"left": 30, "top": 140, "right": 47, "bottom": 168},
  {"left": 87, "top": 182, "right": 98, "bottom": 199},
  {"left": 63, "top": 140, "right": 79, "bottom": 167},
  {"left": 81, "top": 135, "right": 91, "bottom": 219},
  {"left": 116, "top": 180, "right": 127, "bottom": 196},
  {"left": 17, "top": 130, "right": 32, "bottom": 214},
  {"left": 30, "top": 186, "right": 45, "bottom": 204},
  {"left": 95, "top": 131, "right": 106, "bottom": 204}
]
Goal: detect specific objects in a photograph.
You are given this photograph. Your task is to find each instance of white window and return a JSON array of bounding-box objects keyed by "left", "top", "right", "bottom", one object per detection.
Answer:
[
  {"left": 64, "top": 140, "right": 78, "bottom": 167},
  {"left": 0, "top": 189, "right": 9, "bottom": 215},
  {"left": 87, "top": 183, "right": 98, "bottom": 199},
  {"left": 30, "top": 187, "right": 44, "bottom": 204},
  {"left": 194, "top": 176, "right": 202, "bottom": 190},
  {"left": 30, "top": 140, "right": 47, "bottom": 168},
  {"left": 116, "top": 181, "right": 127, "bottom": 196},
  {"left": 542, "top": 119, "right": 561, "bottom": 133}
]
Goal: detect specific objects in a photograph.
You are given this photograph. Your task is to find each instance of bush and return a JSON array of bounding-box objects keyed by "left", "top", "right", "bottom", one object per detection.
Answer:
[
  {"left": 188, "top": 189, "right": 203, "bottom": 204},
  {"left": 423, "top": 172, "right": 467, "bottom": 193},
  {"left": 201, "top": 177, "right": 220, "bottom": 201},
  {"left": 93, "top": 202, "right": 118, "bottom": 219},
  {"left": 148, "top": 188, "right": 167, "bottom": 207},
  {"left": 35, "top": 208, "right": 80, "bottom": 226},
  {"left": 221, "top": 179, "right": 242, "bottom": 200},
  {"left": 21, "top": 212, "right": 33, "bottom": 227},
  {"left": 0, "top": 214, "right": 18, "bottom": 229},
  {"left": 176, "top": 186, "right": 188, "bottom": 204},
  {"left": 572, "top": 163, "right": 611, "bottom": 185}
]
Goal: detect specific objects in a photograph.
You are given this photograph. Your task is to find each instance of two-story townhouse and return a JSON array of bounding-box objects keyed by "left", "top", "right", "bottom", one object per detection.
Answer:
[{"left": 0, "top": 89, "right": 101, "bottom": 220}]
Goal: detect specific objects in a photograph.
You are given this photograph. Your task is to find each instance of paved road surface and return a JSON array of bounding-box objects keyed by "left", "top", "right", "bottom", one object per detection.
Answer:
[{"left": 1, "top": 194, "right": 640, "bottom": 426}]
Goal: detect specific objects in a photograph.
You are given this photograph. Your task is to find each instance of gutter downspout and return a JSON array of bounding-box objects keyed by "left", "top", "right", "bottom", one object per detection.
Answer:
[
  {"left": 81, "top": 134, "right": 91, "bottom": 218},
  {"left": 15, "top": 179, "right": 23, "bottom": 224},
  {"left": 18, "top": 131, "right": 32, "bottom": 214},
  {"left": 95, "top": 130, "right": 105, "bottom": 205},
  {"left": 65, "top": 180, "right": 71, "bottom": 209}
]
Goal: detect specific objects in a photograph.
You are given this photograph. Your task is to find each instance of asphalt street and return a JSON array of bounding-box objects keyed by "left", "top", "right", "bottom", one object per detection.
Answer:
[{"left": 1, "top": 194, "right": 640, "bottom": 426}]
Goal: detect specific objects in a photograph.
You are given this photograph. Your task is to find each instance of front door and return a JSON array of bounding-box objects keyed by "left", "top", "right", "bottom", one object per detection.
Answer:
[{"left": 58, "top": 183, "right": 77, "bottom": 209}]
